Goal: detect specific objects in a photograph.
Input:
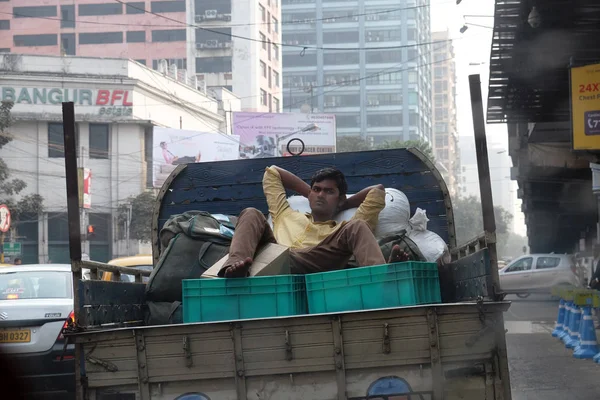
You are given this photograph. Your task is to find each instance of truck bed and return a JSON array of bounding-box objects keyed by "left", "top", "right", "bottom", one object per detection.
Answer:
[{"left": 75, "top": 301, "right": 510, "bottom": 400}]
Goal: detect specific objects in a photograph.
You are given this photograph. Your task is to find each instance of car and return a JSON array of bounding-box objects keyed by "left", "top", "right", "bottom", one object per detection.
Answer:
[
  {"left": 101, "top": 255, "right": 153, "bottom": 283},
  {"left": 0, "top": 264, "right": 75, "bottom": 398},
  {"left": 499, "top": 254, "right": 581, "bottom": 298}
]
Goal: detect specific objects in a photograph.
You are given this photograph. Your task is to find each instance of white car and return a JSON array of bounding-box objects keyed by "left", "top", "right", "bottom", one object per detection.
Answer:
[
  {"left": 0, "top": 264, "right": 75, "bottom": 397},
  {"left": 499, "top": 254, "right": 581, "bottom": 298}
]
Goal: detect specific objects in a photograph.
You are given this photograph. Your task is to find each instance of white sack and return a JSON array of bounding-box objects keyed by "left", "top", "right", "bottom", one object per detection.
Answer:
[
  {"left": 374, "top": 188, "right": 411, "bottom": 238},
  {"left": 407, "top": 208, "right": 449, "bottom": 263}
]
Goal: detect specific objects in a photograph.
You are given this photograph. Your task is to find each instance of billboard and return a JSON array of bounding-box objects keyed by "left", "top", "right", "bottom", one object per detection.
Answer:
[
  {"left": 232, "top": 112, "right": 336, "bottom": 158},
  {"left": 152, "top": 128, "right": 240, "bottom": 188},
  {"left": 78, "top": 168, "right": 91, "bottom": 209},
  {"left": 571, "top": 63, "right": 600, "bottom": 150}
]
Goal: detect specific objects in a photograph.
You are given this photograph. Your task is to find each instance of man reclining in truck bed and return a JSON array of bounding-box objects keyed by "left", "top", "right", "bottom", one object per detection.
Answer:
[{"left": 220, "top": 165, "right": 405, "bottom": 278}]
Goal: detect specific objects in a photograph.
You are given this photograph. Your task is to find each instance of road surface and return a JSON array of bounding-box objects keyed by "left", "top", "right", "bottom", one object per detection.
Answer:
[{"left": 505, "top": 294, "right": 599, "bottom": 400}]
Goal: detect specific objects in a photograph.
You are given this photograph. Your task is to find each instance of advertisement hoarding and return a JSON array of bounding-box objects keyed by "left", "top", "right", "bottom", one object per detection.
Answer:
[
  {"left": 571, "top": 63, "right": 600, "bottom": 150},
  {"left": 232, "top": 112, "right": 336, "bottom": 158},
  {"left": 152, "top": 128, "right": 240, "bottom": 188},
  {"left": 78, "top": 168, "right": 91, "bottom": 209}
]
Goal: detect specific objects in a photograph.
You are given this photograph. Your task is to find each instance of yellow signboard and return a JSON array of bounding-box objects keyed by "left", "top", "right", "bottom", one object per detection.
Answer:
[{"left": 571, "top": 63, "right": 600, "bottom": 150}]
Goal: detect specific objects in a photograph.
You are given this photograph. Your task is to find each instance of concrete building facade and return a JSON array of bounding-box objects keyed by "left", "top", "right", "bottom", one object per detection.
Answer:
[
  {"left": 0, "top": 54, "right": 233, "bottom": 264},
  {"left": 281, "top": 0, "right": 432, "bottom": 145},
  {"left": 431, "top": 30, "right": 459, "bottom": 197},
  {"left": 0, "top": 0, "right": 278, "bottom": 112}
]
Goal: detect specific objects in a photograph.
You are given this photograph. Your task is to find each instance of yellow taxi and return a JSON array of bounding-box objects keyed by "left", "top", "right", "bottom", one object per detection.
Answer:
[{"left": 102, "top": 255, "right": 153, "bottom": 283}]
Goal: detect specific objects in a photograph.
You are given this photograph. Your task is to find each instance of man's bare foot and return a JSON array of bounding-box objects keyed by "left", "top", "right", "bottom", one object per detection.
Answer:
[
  {"left": 224, "top": 257, "right": 253, "bottom": 278},
  {"left": 388, "top": 245, "right": 410, "bottom": 263}
]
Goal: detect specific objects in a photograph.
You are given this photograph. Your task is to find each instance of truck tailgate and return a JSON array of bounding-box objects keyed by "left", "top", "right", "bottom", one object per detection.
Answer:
[{"left": 74, "top": 302, "right": 510, "bottom": 400}]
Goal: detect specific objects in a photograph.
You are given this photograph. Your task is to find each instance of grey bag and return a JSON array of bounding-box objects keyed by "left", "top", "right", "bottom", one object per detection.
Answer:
[
  {"left": 145, "top": 301, "right": 183, "bottom": 325},
  {"left": 146, "top": 211, "right": 232, "bottom": 303}
]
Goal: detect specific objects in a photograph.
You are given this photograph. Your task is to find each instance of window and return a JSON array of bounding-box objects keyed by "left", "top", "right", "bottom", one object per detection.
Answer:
[
  {"left": 13, "top": 6, "right": 57, "bottom": 18},
  {"left": 125, "top": 2, "right": 145, "bottom": 14},
  {"left": 89, "top": 124, "right": 109, "bottom": 159},
  {"left": 79, "top": 32, "right": 123, "bottom": 45},
  {"left": 536, "top": 257, "right": 561, "bottom": 270},
  {"left": 283, "top": 53, "right": 316, "bottom": 67},
  {"left": 435, "top": 123, "right": 447, "bottom": 133},
  {"left": 323, "top": 52, "right": 359, "bottom": 65},
  {"left": 61, "top": 34, "right": 76, "bottom": 55},
  {"left": 323, "top": 31, "right": 359, "bottom": 44},
  {"left": 0, "top": 20, "right": 8, "bottom": 30},
  {"left": 367, "top": 114, "right": 402, "bottom": 127},
  {"left": 0, "top": 49, "right": 10, "bottom": 53},
  {"left": 48, "top": 123, "right": 79, "bottom": 158},
  {"left": 365, "top": 29, "right": 402, "bottom": 42},
  {"left": 505, "top": 257, "right": 533, "bottom": 273},
  {"left": 366, "top": 50, "right": 402, "bottom": 63},
  {"left": 259, "top": 4, "right": 265, "bottom": 22},
  {"left": 434, "top": 67, "right": 444, "bottom": 78},
  {"left": 336, "top": 115, "right": 360, "bottom": 128},
  {"left": 408, "top": 71, "right": 417, "bottom": 84},
  {"left": 268, "top": 66, "right": 272, "bottom": 87},
  {"left": 260, "top": 33, "right": 267, "bottom": 49},
  {"left": 152, "top": 29, "right": 186, "bottom": 42},
  {"left": 267, "top": 39, "right": 271, "bottom": 60},
  {"left": 60, "top": 5, "right": 75, "bottom": 28},
  {"left": 135, "top": 59, "right": 147, "bottom": 65},
  {"left": 260, "top": 89, "right": 267, "bottom": 106},
  {"left": 268, "top": 93, "right": 272, "bottom": 111},
  {"left": 127, "top": 31, "right": 146, "bottom": 43},
  {"left": 408, "top": 92, "right": 418, "bottom": 105},
  {"left": 273, "top": 43, "right": 279, "bottom": 60},
  {"left": 0, "top": 271, "right": 71, "bottom": 300},
  {"left": 14, "top": 34, "right": 57, "bottom": 47},
  {"left": 260, "top": 61, "right": 267, "bottom": 78},
  {"left": 273, "top": 97, "right": 280, "bottom": 111},
  {"left": 273, "top": 70, "right": 280, "bottom": 87},
  {"left": 78, "top": 3, "right": 122, "bottom": 16},
  {"left": 272, "top": 17, "right": 279, "bottom": 33},
  {"left": 196, "top": 56, "right": 231, "bottom": 73},
  {"left": 407, "top": 28, "right": 417, "bottom": 41},
  {"left": 267, "top": 12, "right": 271, "bottom": 32},
  {"left": 151, "top": 1, "right": 185, "bottom": 13},
  {"left": 153, "top": 58, "right": 186, "bottom": 70}
]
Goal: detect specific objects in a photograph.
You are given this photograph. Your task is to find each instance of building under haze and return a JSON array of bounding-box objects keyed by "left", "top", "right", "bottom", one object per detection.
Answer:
[
  {"left": 282, "top": 0, "right": 432, "bottom": 145},
  {"left": 432, "top": 30, "right": 460, "bottom": 197},
  {"left": 0, "top": 0, "right": 279, "bottom": 111},
  {"left": 0, "top": 54, "right": 233, "bottom": 263}
]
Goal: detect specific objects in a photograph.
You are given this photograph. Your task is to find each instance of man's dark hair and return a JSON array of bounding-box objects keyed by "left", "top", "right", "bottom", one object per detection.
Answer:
[
  {"left": 13, "top": 257, "right": 21, "bottom": 263},
  {"left": 310, "top": 168, "right": 348, "bottom": 196}
]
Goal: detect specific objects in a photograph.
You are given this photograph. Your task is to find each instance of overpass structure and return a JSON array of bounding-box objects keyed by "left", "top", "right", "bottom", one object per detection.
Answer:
[{"left": 487, "top": 0, "right": 600, "bottom": 253}]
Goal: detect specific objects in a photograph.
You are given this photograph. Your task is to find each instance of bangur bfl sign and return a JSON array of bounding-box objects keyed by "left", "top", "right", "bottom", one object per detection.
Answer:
[
  {"left": 0, "top": 86, "right": 133, "bottom": 117},
  {"left": 571, "top": 63, "right": 600, "bottom": 150}
]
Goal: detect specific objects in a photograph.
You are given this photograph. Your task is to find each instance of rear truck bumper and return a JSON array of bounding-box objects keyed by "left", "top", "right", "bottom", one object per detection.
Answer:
[{"left": 6, "top": 342, "right": 75, "bottom": 398}]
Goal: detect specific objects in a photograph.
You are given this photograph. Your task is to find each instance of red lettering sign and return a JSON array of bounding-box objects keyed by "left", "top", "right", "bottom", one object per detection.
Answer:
[
  {"left": 112, "top": 90, "right": 124, "bottom": 105},
  {"left": 123, "top": 91, "right": 133, "bottom": 106},
  {"left": 96, "top": 90, "right": 110, "bottom": 105}
]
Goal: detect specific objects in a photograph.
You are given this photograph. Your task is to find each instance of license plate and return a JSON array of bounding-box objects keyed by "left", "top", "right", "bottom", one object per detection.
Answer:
[{"left": 0, "top": 329, "right": 31, "bottom": 343}]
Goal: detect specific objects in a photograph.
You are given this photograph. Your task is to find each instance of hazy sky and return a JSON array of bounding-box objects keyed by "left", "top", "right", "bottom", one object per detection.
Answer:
[{"left": 431, "top": 0, "right": 527, "bottom": 236}]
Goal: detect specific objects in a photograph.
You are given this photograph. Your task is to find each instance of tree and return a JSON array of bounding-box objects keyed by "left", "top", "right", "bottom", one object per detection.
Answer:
[
  {"left": 452, "top": 195, "right": 517, "bottom": 258},
  {"left": 0, "top": 101, "right": 44, "bottom": 225},
  {"left": 117, "top": 191, "right": 156, "bottom": 243},
  {"left": 336, "top": 136, "right": 371, "bottom": 152},
  {"left": 376, "top": 140, "right": 435, "bottom": 162}
]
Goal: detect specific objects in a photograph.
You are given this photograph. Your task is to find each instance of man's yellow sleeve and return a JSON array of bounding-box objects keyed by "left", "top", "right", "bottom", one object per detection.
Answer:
[
  {"left": 263, "top": 166, "right": 291, "bottom": 221},
  {"left": 351, "top": 188, "right": 386, "bottom": 231}
]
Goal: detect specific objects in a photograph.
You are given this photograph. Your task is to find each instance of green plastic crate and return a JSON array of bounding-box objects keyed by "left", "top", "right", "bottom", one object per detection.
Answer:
[
  {"left": 183, "top": 275, "right": 307, "bottom": 323},
  {"left": 305, "top": 262, "right": 441, "bottom": 314}
]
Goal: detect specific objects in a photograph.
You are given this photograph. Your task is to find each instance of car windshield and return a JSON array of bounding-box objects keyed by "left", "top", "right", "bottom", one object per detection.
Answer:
[{"left": 0, "top": 271, "right": 72, "bottom": 300}]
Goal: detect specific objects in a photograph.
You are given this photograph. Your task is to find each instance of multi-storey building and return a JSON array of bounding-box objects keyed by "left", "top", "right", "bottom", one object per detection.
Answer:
[
  {"left": 0, "top": 54, "right": 235, "bottom": 263},
  {"left": 195, "top": 0, "right": 282, "bottom": 112},
  {"left": 0, "top": 0, "right": 280, "bottom": 111},
  {"left": 431, "top": 30, "right": 459, "bottom": 197},
  {"left": 282, "top": 0, "right": 432, "bottom": 145}
]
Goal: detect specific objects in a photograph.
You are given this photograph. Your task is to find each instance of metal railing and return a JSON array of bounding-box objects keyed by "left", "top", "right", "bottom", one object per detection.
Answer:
[{"left": 78, "top": 260, "right": 152, "bottom": 283}]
